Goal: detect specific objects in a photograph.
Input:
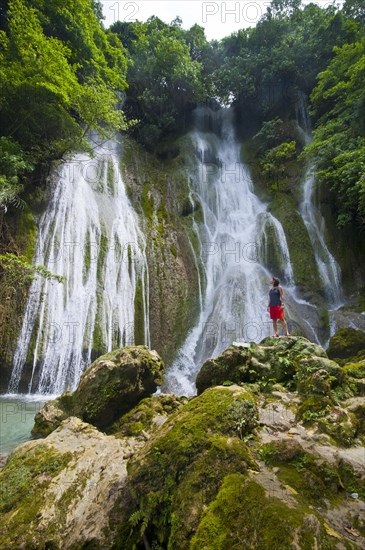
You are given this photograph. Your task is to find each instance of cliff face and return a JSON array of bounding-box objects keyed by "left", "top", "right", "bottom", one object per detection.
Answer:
[
  {"left": 121, "top": 136, "right": 202, "bottom": 366},
  {"left": 1, "top": 334, "right": 365, "bottom": 549},
  {"left": 2, "top": 118, "right": 364, "bottom": 390}
]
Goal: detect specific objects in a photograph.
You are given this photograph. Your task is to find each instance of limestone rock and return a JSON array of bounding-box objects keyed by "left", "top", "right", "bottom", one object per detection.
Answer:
[
  {"left": 0, "top": 417, "right": 143, "bottom": 549},
  {"left": 32, "top": 346, "right": 164, "bottom": 436},
  {"left": 32, "top": 392, "right": 74, "bottom": 437},
  {"left": 74, "top": 346, "right": 164, "bottom": 429},
  {"left": 2, "top": 382, "right": 365, "bottom": 549},
  {"left": 196, "top": 336, "right": 330, "bottom": 394},
  {"left": 327, "top": 327, "right": 365, "bottom": 363}
]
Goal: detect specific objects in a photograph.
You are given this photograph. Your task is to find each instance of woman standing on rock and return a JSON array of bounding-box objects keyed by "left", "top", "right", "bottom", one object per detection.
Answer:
[{"left": 267, "top": 277, "right": 290, "bottom": 337}]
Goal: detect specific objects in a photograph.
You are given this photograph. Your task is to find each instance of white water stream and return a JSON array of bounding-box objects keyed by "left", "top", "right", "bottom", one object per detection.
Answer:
[
  {"left": 8, "top": 139, "right": 149, "bottom": 395},
  {"left": 165, "top": 107, "right": 299, "bottom": 394}
]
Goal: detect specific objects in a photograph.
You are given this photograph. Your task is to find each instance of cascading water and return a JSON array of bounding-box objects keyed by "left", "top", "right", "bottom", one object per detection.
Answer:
[
  {"left": 9, "top": 138, "right": 150, "bottom": 396},
  {"left": 296, "top": 94, "right": 343, "bottom": 309},
  {"left": 295, "top": 94, "right": 344, "bottom": 341},
  {"left": 165, "top": 107, "right": 301, "bottom": 395},
  {"left": 300, "top": 167, "right": 343, "bottom": 308}
]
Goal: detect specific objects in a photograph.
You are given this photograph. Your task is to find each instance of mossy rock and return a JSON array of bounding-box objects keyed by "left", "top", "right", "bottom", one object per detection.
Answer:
[
  {"left": 341, "top": 360, "right": 365, "bottom": 396},
  {"left": 196, "top": 336, "right": 330, "bottom": 394},
  {"left": 32, "top": 347, "right": 164, "bottom": 435},
  {"left": 297, "top": 396, "right": 334, "bottom": 423},
  {"left": 258, "top": 441, "right": 346, "bottom": 507},
  {"left": 0, "top": 443, "right": 72, "bottom": 548},
  {"left": 327, "top": 328, "right": 365, "bottom": 362},
  {"left": 112, "top": 386, "right": 258, "bottom": 549},
  {"left": 342, "top": 360, "right": 365, "bottom": 379},
  {"left": 295, "top": 356, "right": 344, "bottom": 397},
  {"left": 190, "top": 474, "right": 343, "bottom": 549},
  {"left": 318, "top": 408, "right": 358, "bottom": 447},
  {"left": 109, "top": 393, "right": 188, "bottom": 437},
  {"left": 337, "top": 459, "right": 365, "bottom": 501},
  {"left": 347, "top": 401, "right": 365, "bottom": 436},
  {"left": 73, "top": 346, "right": 164, "bottom": 429},
  {"left": 258, "top": 439, "right": 304, "bottom": 464},
  {"left": 32, "top": 392, "right": 74, "bottom": 437}
]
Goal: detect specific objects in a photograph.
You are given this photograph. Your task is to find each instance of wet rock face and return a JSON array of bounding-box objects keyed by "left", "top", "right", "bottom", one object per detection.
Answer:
[{"left": 32, "top": 346, "right": 164, "bottom": 435}]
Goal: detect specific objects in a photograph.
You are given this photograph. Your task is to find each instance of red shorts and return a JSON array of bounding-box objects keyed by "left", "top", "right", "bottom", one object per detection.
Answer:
[{"left": 270, "top": 305, "right": 284, "bottom": 320}]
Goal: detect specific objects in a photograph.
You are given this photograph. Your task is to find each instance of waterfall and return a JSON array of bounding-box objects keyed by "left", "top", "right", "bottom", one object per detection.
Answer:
[
  {"left": 300, "top": 166, "right": 343, "bottom": 307},
  {"left": 296, "top": 94, "right": 343, "bottom": 308},
  {"left": 9, "top": 138, "right": 150, "bottom": 396},
  {"left": 165, "top": 107, "right": 297, "bottom": 395}
]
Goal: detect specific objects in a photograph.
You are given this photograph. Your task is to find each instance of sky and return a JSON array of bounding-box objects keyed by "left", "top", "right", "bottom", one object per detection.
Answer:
[{"left": 101, "top": 0, "right": 343, "bottom": 41}]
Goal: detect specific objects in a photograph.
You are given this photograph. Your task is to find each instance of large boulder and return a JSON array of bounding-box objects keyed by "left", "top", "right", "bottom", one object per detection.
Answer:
[
  {"left": 74, "top": 346, "right": 164, "bottom": 429},
  {"left": 0, "top": 417, "right": 142, "bottom": 549},
  {"left": 115, "top": 385, "right": 260, "bottom": 548},
  {"left": 32, "top": 346, "right": 164, "bottom": 435},
  {"left": 327, "top": 328, "right": 365, "bottom": 363},
  {"left": 196, "top": 336, "right": 341, "bottom": 395}
]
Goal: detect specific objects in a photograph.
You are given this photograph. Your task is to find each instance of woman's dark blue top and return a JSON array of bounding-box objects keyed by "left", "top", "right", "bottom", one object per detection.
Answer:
[{"left": 269, "top": 287, "right": 281, "bottom": 307}]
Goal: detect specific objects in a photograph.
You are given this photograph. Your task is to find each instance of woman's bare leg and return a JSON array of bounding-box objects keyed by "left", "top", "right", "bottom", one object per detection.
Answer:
[
  {"left": 273, "top": 319, "right": 279, "bottom": 336},
  {"left": 280, "top": 318, "right": 290, "bottom": 336}
]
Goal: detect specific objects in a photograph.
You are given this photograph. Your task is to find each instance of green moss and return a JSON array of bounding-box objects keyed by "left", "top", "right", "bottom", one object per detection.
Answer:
[
  {"left": 342, "top": 360, "right": 365, "bottom": 379},
  {"left": 191, "top": 475, "right": 335, "bottom": 550},
  {"left": 327, "top": 328, "right": 365, "bottom": 361},
  {"left": 83, "top": 229, "right": 92, "bottom": 284},
  {"left": 337, "top": 461, "right": 365, "bottom": 501},
  {"left": 297, "top": 396, "right": 333, "bottom": 422},
  {"left": 170, "top": 437, "right": 256, "bottom": 549},
  {"left": 110, "top": 394, "right": 185, "bottom": 437},
  {"left": 141, "top": 183, "right": 154, "bottom": 221},
  {"left": 134, "top": 276, "right": 145, "bottom": 346},
  {"left": 258, "top": 442, "right": 344, "bottom": 506},
  {"left": 114, "top": 387, "right": 258, "bottom": 548},
  {"left": 277, "top": 462, "right": 340, "bottom": 506},
  {"left": 0, "top": 445, "right": 72, "bottom": 547},
  {"left": 107, "top": 159, "right": 115, "bottom": 196},
  {"left": 318, "top": 410, "right": 358, "bottom": 447},
  {"left": 170, "top": 245, "right": 177, "bottom": 257},
  {"left": 17, "top": 209, "right": 37, "bottom": 262}
]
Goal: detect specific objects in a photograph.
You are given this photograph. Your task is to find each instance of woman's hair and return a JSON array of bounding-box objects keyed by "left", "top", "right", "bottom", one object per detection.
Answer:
[{"left": 272, "top": 277, "right": 280, "bottom": 287}]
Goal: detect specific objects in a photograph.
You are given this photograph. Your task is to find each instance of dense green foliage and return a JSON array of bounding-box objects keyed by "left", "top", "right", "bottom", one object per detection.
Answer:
[
  {"left": 307, "top": 37, "right": 365, "bottom": 231},
  {"left": 0, "top": 0, "right": 128, "bottom": 184},
  {"left": 0, "top": 0, "right": 364, "bottom": 245},
  {"left": 111, "top": 17, "right": 212, "bottom": 147},
  {"left": 210, "top": 2, "right": 357, "bottom": 117}
]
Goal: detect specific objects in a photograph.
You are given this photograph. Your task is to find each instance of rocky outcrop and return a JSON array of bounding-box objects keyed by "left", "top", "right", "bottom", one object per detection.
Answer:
[
  {"left": 122, "top": 137, "right": 201, "bottom": 366},
  {"left": 196, "top": 335, "right": 338, "bottom": 394},
  {"left": 2, "top": 336, "right": 365, "bottom": 548},
  {"left": 0, "top": 417, "right": 140, "bottom": 548},
  {"left": 33, "top": 346, "right": 164, "bottom": 435},
  {"left": 327, "top": 327, "right": 365, "bottom": 363}
]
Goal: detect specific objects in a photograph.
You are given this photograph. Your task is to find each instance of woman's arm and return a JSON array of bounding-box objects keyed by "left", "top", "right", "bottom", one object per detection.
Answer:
[{"left": 279, "top": 286, "right": 284, "bottom": 307}]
